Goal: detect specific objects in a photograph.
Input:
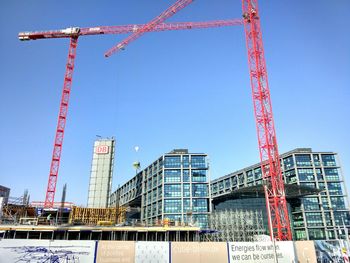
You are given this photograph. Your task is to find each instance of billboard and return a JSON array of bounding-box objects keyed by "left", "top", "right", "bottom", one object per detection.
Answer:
[
  {"left": 228, "top": 241, "right": 296, "bottom": 263},
  {"left": 0, "top": 239, "right": 96, "bottom": 263},
  {"left": 96, "top": 241, "right": 135, "bottom": 263}
]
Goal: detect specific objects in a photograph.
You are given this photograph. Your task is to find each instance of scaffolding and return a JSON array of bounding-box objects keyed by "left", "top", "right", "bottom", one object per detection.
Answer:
[
  {"left": 207, "top": 209, "right": 267, "bottom": 242},
  {"left": 69, "top": 206, "right": 126, "bottom": 226}
]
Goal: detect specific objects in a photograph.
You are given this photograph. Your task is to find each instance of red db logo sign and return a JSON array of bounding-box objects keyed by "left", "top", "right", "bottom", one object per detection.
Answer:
[{"left": 96, "top": 145, "right": 109, "bottom": 154}]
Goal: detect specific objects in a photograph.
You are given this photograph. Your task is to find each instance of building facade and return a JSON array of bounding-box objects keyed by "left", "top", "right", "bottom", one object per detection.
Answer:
[
  {"left": 87, "top": 138, "right": 115, "bottom": 208},
  {"left": 211, "top": 148, "right": 350, "bottom": 240},
  {"left": 110, "top": 149, "right": 211, "bottom": 228}
]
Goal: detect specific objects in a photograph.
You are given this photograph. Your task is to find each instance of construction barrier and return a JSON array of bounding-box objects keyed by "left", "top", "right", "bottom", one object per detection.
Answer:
[{"left": 1, "top": 239, "right": 350, "bottom": 262}]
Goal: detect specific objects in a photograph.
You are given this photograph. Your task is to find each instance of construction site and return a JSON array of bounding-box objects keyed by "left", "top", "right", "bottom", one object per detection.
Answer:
[{"left": 1, "top": 0, "right": 349, "bottom": 262}]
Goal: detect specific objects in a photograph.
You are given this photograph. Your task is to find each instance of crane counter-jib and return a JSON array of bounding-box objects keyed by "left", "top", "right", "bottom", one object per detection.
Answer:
[{"left": 18, "top": 27, "right": 81, "bottom": 40}]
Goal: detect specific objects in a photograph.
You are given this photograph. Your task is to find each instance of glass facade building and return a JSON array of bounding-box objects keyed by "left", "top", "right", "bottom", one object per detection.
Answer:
[
  {"left": 87, "top": 138, "right": 115, "bottom": 208},
  {"left": 211, "top": 148, "right": 350, "bottom": 240},
  {"left": 110, "top": 149, "right": 211, "bottom": 228}
]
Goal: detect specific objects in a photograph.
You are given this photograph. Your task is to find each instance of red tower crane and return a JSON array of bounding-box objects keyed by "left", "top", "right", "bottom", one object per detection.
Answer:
[
  {"left": 242, "top": 0, "right": 292, "bottom": 240},
  {"left": 106, "top": 0, "right": 292, "bottom": 240},
  {"left": 19, "top": 3, "right": 243, "bottom": 208},
  {"left": 40, "top": 0, "right": 194, "bottom": 209}
]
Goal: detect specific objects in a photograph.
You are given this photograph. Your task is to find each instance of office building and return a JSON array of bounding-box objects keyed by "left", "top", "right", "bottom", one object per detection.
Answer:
[
  {"left": 87, "top": 137, "right": 115, "bottom": 208},
  {"left": 110, "top": 149, "right": 211, "bottom": 228},
  {"left": 210, "top": 148, "right": 350, "bottom": 240}
]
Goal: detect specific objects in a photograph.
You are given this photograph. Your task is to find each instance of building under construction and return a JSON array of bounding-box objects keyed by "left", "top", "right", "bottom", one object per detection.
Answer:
[{"left": 207, "top": 209, "right": 266, "bottom": 242}]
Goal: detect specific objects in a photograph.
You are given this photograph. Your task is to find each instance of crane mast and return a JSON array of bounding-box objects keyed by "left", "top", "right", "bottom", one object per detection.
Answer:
[
  {"left": 242, "top": 0, "right": 292, "bottom": 240},
  {"left": 44, "top": 37, "right": 78, "bottom": 208}
]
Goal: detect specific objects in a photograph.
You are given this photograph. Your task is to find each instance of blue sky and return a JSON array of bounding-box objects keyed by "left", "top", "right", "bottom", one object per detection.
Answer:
[{"left": 0, "top": 1, "right": 349, "bottom": 206}]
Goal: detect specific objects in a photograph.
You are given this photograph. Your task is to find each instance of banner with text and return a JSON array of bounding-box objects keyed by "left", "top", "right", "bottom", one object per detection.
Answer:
[{"left": 228, "top": 241, "right": 296, "bottom": 263}]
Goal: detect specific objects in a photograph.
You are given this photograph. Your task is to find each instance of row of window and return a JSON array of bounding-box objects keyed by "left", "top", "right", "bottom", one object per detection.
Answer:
[
  {"left": 164, "top": 155, "right": 206, "bottom": 168},
  {"left": 211, "top": 167, "right": 342, "bottom": 195}
]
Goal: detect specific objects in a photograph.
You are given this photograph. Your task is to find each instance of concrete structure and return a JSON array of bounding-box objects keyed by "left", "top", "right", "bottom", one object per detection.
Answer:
[
  {"left": 87, "top": 138, "right": 115, "bottom": 208},
  {"left": 211, "top": 148, "right": 350, "bottom": 240},
  {"left": 0, "top": 185, "right": 10, "bottom": 205},
  {"left": 110, "top": 149, "right": 211, "bottom": 228}
]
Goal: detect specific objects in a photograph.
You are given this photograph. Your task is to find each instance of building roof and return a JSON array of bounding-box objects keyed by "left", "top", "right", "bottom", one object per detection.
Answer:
[{"left": 212, "top": 183, "right": 321, "bottom": 205}]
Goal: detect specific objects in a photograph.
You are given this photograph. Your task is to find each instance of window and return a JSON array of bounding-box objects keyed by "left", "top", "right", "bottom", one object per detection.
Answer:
[
  {"left": 247, "top": 170, "right": 253, "bottom": 182},
  {"left": 298, "top": 168, "right": 315, "bottom": 181},
  {"left": 238, "top": 173, "right": 244, "bottom": 185},
  {"left": 327, "top": 182, "right": 343, "bottom": 195},
  {"left": 182, "top": 155, "right": 189, "bottom": 168},
  {"left": 300, "top": 182, "right": 316, "bottom": 189},
  {"left": 164, "top": 199, "right": 182, "bottom": 213},
  {"left": 164, "top": 214, "right": 182, "bottom": 222},
  {"left": 218, "top": 181, "right": 224, "bottom": 191},
  {"left": 321, "top": 154, "right": 336, "bottom": 167},
  {"left": 295, "top": 230, "right": 307, "bottom": 240},
  {"left": 324, "top": 212, "right": 333, "bottom": 225},
  {"left": 254, "top": 167, "right": 262, "bottom": 180},
  {"left": 308, "top": 228, "right": 325, "bottom": 240},
  {"left": 158, "top": 201, "right": 162, "bottom": 214},
  {"left": 183, "top": 184, "right": 190, "bottom": 197},
  {"left": 224, "top": 179, "right": 230, "bottom": 189},
  {"left": 192, "top": 170, "right": 207, "bottom": 182},
  {"left": 333, "top": 211, "right": 350, "bottom": 225},
  {"left": 295, "top": 154, "right": 312, "bottom": 167},
  {"left": 164, "top": 169, "right": 181, "bottom": 183},
  {"left": 212, "top": 183, "right": 218, "bottom": 194},
  {"left": 183, "top": 199, "right": 191, "bottom": 212},
  {"left": 164, "top": 156, "right": 181, "bottom": 168},
  {"left": 283, "top": 156, "right": 294, "bottom": 170},
  {"left": 316, "top": 168, "right": 323, "bottom": 181},
  {"left": 232, "top": 177, "right": 238, "bottom": 187},
  {"left": 303, "top": 197, "right": 320, "bottom": 210},
  {"left": 293, "top": 213, "right": 305, "bottom": 227},
  {"left": 321, "top": 197, "right": 330, "bottom": 209},
  {"left": 158, "top": 187, "right": 162, "bottom": 198},
  {"left": 313, "top": 154, "right": 321, "bottom": 166},
  {"left": 191, "top": 156, "right": 206, "bottom": 168},
  {"left": 192, "top": 184, "right": 208, "bottom": 197},
  {"left": 324, "top": 168, "right": 340, "bottom": 181},
  {"left": 183, "top": 170, "right": 190, "bottom": 182},
  {"left": 330, "top": 197, "right": 346, "bottom": 209},
  {"left": 164, "top": 184, "right": 181, "bottom": 197},
  {"left": 285, "top": 169, "right": 297, "bottom": 183},
  {"left": 305, "top": 212, "right": 323, "bottom": 227},
  {"left": 192, "top": 199, "right": 208, "bottom": 212},
  {"left": 192, "top": 214, "right": 208, "bottom": 228}
]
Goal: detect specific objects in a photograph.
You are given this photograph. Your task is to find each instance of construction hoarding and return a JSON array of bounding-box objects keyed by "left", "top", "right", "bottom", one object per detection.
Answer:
[
  {"left": 0, "top": 239, "right": 96, "bottom": 263},
  {"left": 294, "top": 241, "right": 317, "bottom": 263},
  {"left": 96, "top": 241, "right": 135, "bottom": 263},
  {"left": 135, "top": 241, "right": 169, "bottom": 263},
  {"left": 171, "top": 242, "right": 228, "bottom": 263}
]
